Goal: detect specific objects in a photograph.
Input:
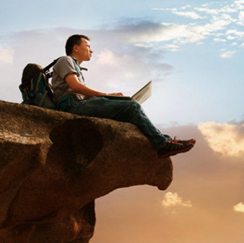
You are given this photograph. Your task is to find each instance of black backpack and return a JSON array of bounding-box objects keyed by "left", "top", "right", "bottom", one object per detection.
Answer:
[{"left": 19, "top": 58, "right": 60, "bottom": 110}]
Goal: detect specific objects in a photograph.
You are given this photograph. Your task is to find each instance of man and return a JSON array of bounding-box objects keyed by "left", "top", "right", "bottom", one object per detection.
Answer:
[{"left": 52, "top": 34, "right": 195, "bottom": 158}]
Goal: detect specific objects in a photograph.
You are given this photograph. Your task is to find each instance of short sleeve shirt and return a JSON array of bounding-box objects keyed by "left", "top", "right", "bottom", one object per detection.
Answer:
[{"left": 52, "top": 56, "right": 85, "bottom": 102}]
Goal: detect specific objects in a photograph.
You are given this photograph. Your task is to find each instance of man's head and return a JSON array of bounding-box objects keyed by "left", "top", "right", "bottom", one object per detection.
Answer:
[
  {"left": 65, "top": 34, "right": 92, "bottom": 63},
  {"left": 65, "top": 34, "right": 90, "bottom": 55}
]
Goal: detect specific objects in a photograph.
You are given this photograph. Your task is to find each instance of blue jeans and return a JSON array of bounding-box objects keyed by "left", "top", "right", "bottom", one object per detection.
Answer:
[{"left": 68, "top": 97, "right": 171, "bottom": 149}]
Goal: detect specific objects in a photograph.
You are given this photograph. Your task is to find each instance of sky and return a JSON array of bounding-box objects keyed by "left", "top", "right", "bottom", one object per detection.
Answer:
[{"left": 0, "top": 0, "right": 244, "bottom": 242}]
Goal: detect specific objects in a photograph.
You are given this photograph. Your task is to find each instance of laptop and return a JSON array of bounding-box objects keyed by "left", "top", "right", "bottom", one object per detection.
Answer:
[{"left": 102, "top": 81, "right": 152, "bottom": 104}]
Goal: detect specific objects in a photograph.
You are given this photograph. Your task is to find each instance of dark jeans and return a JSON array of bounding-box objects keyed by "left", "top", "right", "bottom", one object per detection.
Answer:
[{"left": 68, "top": 97, "right": 171, "bottom": 149}]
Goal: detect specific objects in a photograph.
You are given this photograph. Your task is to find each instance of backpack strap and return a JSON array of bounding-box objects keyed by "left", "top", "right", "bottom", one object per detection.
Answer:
[
  {"left": 39, "top": 90, "right": 48, "bottom": 107},
  {"left": 43, "top": 57, "right": 61, "bottom": 72},
  {"left": 30, "top": 78, "right": 34, "bottom": 91},
  {"left": 35, "top": 73, "right": 44, "bottom": 93}
]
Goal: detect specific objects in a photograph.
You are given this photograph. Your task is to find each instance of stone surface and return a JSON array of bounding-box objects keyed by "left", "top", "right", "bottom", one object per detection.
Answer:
[{"left": 0, "top": 100, "right": 173, "bottom": 243}]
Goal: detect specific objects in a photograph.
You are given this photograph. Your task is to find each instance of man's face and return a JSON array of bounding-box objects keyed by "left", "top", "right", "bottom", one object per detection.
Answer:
[{"left": 75, "top": 38, "right": 93, "bottom": 62}]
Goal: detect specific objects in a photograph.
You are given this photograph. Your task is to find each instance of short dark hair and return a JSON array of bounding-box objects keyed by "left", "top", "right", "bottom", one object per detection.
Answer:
[{"left": 65, "top": 34, "right": 90, "bottom": 55}]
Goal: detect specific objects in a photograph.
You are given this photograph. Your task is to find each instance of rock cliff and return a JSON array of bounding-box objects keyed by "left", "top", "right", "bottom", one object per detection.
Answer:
[{"left": 0, "top": 100, "right": 173, "bottom": 243}]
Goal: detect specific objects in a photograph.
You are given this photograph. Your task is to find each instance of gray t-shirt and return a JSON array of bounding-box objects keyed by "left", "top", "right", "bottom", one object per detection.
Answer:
[{"left": 52, "top": 56, "right": 85, "bottom": 102}]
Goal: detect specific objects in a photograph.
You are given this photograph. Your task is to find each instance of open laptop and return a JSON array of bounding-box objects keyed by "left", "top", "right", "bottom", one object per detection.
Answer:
[{"left": 102, "top": 81, "right": 152, "bottom": 104}]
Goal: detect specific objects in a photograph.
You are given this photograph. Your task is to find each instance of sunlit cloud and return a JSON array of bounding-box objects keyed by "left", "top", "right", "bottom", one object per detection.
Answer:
[
  {"left": 233, "top": 202, "right": 244, "bottom": 213},
  {"left": 161, "top": 192, "right": 192, "bottom": 209},
  {"left": 0, "top": 45, "right": 14, "bottom": 64},
  {"left": 96, "top": 49, "right": 123, "bottom": 67},
  {"left": 198, "top": 122, "right": 244, "bottom": 157}
]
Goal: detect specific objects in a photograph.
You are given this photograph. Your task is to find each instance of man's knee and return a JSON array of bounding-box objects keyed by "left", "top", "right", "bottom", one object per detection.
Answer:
[
  {"left": 127, "top": 101, "right": 143, "bottom": 116},
  {"left": 129, "top": 100, "right": 141, "bottom": 110}
]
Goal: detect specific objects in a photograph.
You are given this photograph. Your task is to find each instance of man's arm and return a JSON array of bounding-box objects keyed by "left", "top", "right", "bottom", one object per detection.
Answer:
[{"left": 65, "top": 74, "right": 123, "bottom": 97}]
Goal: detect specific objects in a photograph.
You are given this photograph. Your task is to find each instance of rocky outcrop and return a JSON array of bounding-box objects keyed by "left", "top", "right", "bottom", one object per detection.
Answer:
[{"left": 0, "top": 100, "right": 173, "bottom": 243}]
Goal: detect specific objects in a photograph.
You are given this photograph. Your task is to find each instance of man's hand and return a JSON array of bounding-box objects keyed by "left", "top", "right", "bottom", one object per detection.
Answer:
[{"left": 107, "top": 92, "right": 123, "bottom": 96}]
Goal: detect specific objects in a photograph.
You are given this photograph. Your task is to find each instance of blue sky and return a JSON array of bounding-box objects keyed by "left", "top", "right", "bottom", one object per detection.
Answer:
[{"left": 0, "top": 1, "right": 244, "bottom": 242}]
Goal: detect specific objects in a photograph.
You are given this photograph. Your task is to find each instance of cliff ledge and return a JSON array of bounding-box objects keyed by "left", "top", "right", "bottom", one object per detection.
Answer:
[{"left": 0, "top": 100, "right": 173, "bottom": 243}]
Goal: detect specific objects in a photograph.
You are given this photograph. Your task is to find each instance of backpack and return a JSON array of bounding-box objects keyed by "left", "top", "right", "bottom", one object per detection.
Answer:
[{"left": 19, "top": 58, "right": 60, "bottom": 110}]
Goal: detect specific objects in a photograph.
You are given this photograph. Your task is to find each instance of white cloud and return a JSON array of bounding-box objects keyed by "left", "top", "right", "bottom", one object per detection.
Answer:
[
  {"left": 237, "top": 11, "right": 244, "bottom": 25},
  {"left": 195, "top": 5, "right": 237, "bottom": 15},
  {"left": 128, "top": 23, "right": 209, "bottom": 45},
  {"left": 226, "top": 29, "right": 244, "bottom": 37},
  {"left": 128, "top": 10, "right": 235, "bottom": 46},
  {"left": 220, "top": 6, "right": 238, "bottom": 14},
  {"left": 220, "top": 50, "right": 236, "bottom": 58},
  {"left": 181, "top": 5, "right": 191, "bottom": 10},
  {"left": 221, "top": 13, "right": 236, "bottom": 22},
  {"left": 198, "top": 122, "right": 244, "bottom": 157},
  {"left": 233, "top": 202, "right": 244, "bottom": 213},
  {"left": 96, "top": 49, "right": 123, "bottom": 67},
  {"left": 150, "top": 2, "right": 244, "bottom": 56},
  {"left": 134, "top": 43, "right": 153, "bottom": 49},
  {"left": 227, "top": 35, "right": 236, "bottom": 40},
  {"left": 234, "top": 0, "right": 244, "bottom": 10},
  {"left": 210, "top": 15, "right": 233, "bottom": 30},
  {"left": 0, "top": 45, "right": 14, "bottom": 64},
  {"left": 159, "top": 44, "right": 182, "bottom": 52},
  {"left": 172, "top": 10, "right": 204, "bottom": 20},
  {"left": 214, "top": 38, "right": 227, "bottom": 42},
  {"left": 195, "top": 7, "right": 220, "bottom": 15},
  {"left": 161, "top": 192, "right": 192, "bottom": 209}
]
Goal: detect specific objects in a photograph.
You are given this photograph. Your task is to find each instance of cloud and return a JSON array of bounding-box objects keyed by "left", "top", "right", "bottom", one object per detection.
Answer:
[
  {"left": 237, "top": 11, "right": 244, "bottom": 25},
  {"left": 234, "top": 0, "right": 244, "bottom": 10},
  {"left": 195, "top": 5, "right": 237, "bottom": 15},
  {"left": 198, "top": 122, "right": 244, "bottom": 157},
  {"left": 161, "top": 192, "right": 192, "bottom": 208},
  {"left": 151, "top": 2, "right": 244, "bottom": 57},
  {"left": 127, "top": 23, "right": 206, "bottom": 45},
  {"left": 226, "top": 29, "right": 244, "bottom": 38},
  {"left": 220, "top": 50, "right": 236, "bottom": 58},
  {"left": 214, "top": 38, "right": 227, "bottom": 42},
  {"left": 172, "top": 10, "right": 204, "bottom": 20},
  {"left": 0, "top": 45, "right": 14, "bottom": 65},
  {"left": 210, "top": 14, "right": 234, "bottom": 30},
  {"left": 158, "top": 44, "right": 182, "bottom": 52},
  {"left": 125, "top": 11, "right": 234, "bottom": 47},
  {"left": 96, "top": 49, "right": 122, "bottom": 67},
  {"left": 233, "top": 202, "right": 244, "bottom": 213},
  {"left": 181, "top": 5, "right": 191, "bottom": 10},
  {"left": 195, "top": 7, "right": 220, "bottom": 15},
  {"left": 223, "top": 28, "right": 244, "bottom": 45}
]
